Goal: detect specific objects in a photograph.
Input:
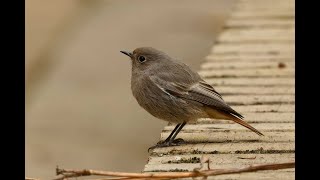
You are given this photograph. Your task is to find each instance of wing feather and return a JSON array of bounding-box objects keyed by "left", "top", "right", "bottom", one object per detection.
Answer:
[{"left": 149, "top": 75, "right": 243, "bottom": 119}]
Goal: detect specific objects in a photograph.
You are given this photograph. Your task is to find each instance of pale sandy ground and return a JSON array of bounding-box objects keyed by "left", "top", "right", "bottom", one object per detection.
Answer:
[{"left": 26, "top": 0, "right": 234, "bottom": 179}]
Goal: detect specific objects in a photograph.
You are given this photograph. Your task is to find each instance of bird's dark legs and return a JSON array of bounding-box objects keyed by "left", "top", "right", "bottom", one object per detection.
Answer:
[
  {"left": 169, "top": 122, "right": 186, "bottom": 143},
  {"left": 164, "top": 123, "right": 182, "bottom": 142},
  {"left": 148, "top": 122, "right": 186, "bottom": 152}
]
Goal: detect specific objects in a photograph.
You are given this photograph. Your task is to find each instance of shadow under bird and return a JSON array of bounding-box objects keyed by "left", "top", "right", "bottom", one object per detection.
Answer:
[{"left": 120, "top": 47, "right": 263, "bottom": 151}]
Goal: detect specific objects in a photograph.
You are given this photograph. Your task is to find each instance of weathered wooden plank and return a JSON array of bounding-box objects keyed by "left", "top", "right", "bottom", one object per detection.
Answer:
[
  {"left": 231, "top": 104, "right": 294, "bottom": 112},
  {"left": 217, "top": 28, "right": 294, "bottom": 43},
  {"left": 234, "top": 3, "right": 295, "bottom": 11},
  {"left": 204, "top": 77, "right": 294, "bottom": 86},
  {"left": 147, "top": 154, "right": 294, "bottom": 166},
  {"left": 230, "top": 11, "right": 294, "bottom": 19},
  {"left": 146, "top": 169, "right": 295, "bottom": 180},
  {"left": 220, "top": 28, "right": 295, "bottom": 36},
  {"left": 201, "top": 171, "right": 295, "bottom": 180},
  {"left": 225, "top": 19, "right": 294, "bottom": 28},
  {"left": 145, "top": 155, "right": 294, "bottom": 171},
  {"left": 199, "top": 68, "right": 294, "bottom": 78},
  {"left": 150, "top": 142, "right": 294, "bottom": 156},
  {"left": 239, "top": 0, "right": 293, "bottom": 2},
  {"left": 232, "top": 9, "right": 294, "bottom": 16},
  {"left": 201, "top": 61, "right": 295, "bottom": 70},
  {"left": 205, "top": 54, "right": 294, "bottom": 62},
  {"left": 239, "top": 112, "right": 294, "bottom": 122},
  {"left": 145, "top": 161, "right": 294, "bottom": 171},
  {"left": 159, "top": 131, "right": 294, "bottom": 143},
  {"left": 235, "top": 4, "right": 294, "bottom": 10},
  {"left": 224, "top": 95, "right": 294, "bottom": 105},
  {"left": 235, "top": 3, "right": 294, "bottom": 11},
  {"left": 144, "top": 0, "right": 295, "bottom": 177},
  {"left": 215, "top": 86, "right": 295, "bottom": 95},
  {"left": 144, "top": 168, "right": 295, "bottom": 180},
  {"left": 198, "top": 112, "right": 294, "bottom": 123},
  {"left": 217, "top": 38, "right": 293, "bottom": 44},
  {"left": 163, "top": 123, "right": 294, "bottom": 132},
  {"left": 238, "top": 0, "right": 294, "bottom": 6},
  {"left": 211, "top": 43, "right": 294, "bottom": 54}
]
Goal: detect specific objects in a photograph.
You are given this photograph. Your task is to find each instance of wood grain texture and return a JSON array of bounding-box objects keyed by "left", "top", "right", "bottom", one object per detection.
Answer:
[{"left": 143, "top": 0, "right": 295, "bottom": 179}]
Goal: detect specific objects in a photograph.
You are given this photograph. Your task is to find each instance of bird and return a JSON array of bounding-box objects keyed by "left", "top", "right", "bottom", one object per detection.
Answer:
[{"left": 120, "top": 47, "right": 263, "bottom": 151}]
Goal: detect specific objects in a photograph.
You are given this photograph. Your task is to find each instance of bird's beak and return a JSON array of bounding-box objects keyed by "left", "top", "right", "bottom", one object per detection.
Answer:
[{"left": 120, "top": 51, "right": 133, "bottom": 58}]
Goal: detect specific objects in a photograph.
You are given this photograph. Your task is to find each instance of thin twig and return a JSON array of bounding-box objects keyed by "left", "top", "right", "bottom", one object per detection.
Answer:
[{"left": 54, "top": 162, "right": 294, "bottom": 180}]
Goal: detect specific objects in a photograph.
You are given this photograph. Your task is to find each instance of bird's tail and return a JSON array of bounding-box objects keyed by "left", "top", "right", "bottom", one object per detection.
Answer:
[
  {"left": 228, "top": 113, "right": 264, "bottom": 136},
  {"left": 205, "top": 107, "right": 264, "bottom": 136}
]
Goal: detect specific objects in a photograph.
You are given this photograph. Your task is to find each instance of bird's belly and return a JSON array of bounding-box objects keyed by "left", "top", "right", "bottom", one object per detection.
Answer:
[{"left": 134, "top": 90, "right": 205, "bottom": 123}]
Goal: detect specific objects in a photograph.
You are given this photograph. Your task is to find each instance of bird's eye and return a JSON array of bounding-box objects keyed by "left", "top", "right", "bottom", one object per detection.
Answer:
[{"left": 138, "top": 56, "right": 146, "bottom": 63}]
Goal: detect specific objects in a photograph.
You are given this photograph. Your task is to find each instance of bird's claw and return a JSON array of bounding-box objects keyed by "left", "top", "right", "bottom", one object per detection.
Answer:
[{"left": 171, "top": 138, "right": 185, "bottom": 145}]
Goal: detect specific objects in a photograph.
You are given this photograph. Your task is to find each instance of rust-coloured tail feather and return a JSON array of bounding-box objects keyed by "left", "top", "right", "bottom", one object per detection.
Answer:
[
  {"left": 204, "top": 107, "right": 264, "bottom": 136},
  {"left": 230, "top": 113, "right": 264, "bottom": 136}
]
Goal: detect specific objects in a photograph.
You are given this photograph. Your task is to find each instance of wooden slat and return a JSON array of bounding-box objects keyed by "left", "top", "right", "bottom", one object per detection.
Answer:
[
  {"left": 225, "top": 19, "right": 294, "bottom": 28},
  {"left": 145, "top": 162, "right": 294, "bottom": 172},
  {"left": 215, "top": 86, "right": 295, "bottom": 95},
  {"left": 198, "top": 112, "right": 295, "bottom": 123},
  {"left": 147, "top": 154, "right": 294, "bottom": 167},
  {"left": 234, "top": 5, "right": 294, "bottom": 12},
  {"left": 144, "top": 0, "right": 295, "bottom": 177},
  {"left": 144, "top": 168, "right": 295, "bottom": 180},
  {"left": 230, "top": 11, "right": 294, "bottom": 19},
  {"left": 159, "top": 131, "right": 294, "bottom": 143},
  {"left": 204, "top": 77, "right": 294, "bottom": 86},
  {"left": 217, "top": 28, "right": 294, "bottom": 43},
  {"left": 205, "top": 54, "right": 294, "bottom": 62},
  {"left": 223, "top": 94, "right": 294, "bottom": 105},
  {"left": 235, "top": 5, "right": 294, "bottom": 11},
  {"left": 163, "top": 123, "right": 294, "bottom": 132},
  {"left": 199, "top": 68, "right": 294, "bottom": 78},
  {"left": 237, "top": 0, "right": 294, "bottom": 7},
  {"left": 231, "top": 104, "right": 294, "bottom": 113},
  {"left": 211, "top": 43, "right": 294, "bottom": 54},
  {"left": 150, "top": 142, "right": 294, "bottom": 156},
  {"left": 235, "top": 5, "right": 295, "bottom": 12},
  {"left": 144, "top": 165, "right": 294, "bottom": 179},
  {"left": 202, "top": 171, "right": 295, "bottom": 180},
  {"left": 201, "top": 61, "right": 295, "bottom": 70}
]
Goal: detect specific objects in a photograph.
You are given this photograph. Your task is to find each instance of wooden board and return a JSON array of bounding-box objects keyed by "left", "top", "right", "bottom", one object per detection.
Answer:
[{"left": 143, "top": 0, "right": 295, "bottom": 179}]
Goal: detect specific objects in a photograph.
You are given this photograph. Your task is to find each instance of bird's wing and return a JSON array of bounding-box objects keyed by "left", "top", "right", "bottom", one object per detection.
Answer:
[
  {"left": 149, "top": 73, "right": 264, "bottom": 136},
  {"left": 149, "top": 75, "right": 243, "bottom": 119}
]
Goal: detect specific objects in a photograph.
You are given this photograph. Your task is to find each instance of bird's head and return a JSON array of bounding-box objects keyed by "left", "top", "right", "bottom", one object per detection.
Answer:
[{"left": 120, "top": 47, "right": 171, "bottom": 71}]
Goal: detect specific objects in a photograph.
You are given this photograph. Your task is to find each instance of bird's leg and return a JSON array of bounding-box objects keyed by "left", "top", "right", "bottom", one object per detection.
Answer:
[
  {"left": 163, "top": 123, "right": 181, "bottom": 143},
  {"left": 148, "top": 122, "right": 186, "bottom": 152},
  {"left": 148, "top": 123, "right": 181, "bottom": 152},
  {"left": 167, "top": 122, "right": 186, "bottom": 145}
]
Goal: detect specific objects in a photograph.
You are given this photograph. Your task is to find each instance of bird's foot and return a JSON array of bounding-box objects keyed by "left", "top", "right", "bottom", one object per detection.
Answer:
[
  {"left": 171, "top": 138, "right": 185, "bottom": 145},
  {"left": 148, "top": 138, "right": 186, "bottom": 152}
]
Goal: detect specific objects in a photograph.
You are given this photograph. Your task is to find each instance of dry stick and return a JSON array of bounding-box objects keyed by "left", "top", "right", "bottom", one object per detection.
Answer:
[{"left": 54, "top": 162, "right": 294, "bottom": 180}]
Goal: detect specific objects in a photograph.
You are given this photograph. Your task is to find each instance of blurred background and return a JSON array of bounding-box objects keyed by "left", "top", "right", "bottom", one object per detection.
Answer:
[{"left": 26, "top": 0, "right": 235, "bottom": 179}]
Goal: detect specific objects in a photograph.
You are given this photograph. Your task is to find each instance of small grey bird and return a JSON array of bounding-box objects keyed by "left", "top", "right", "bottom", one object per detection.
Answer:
[{"left": 120, "top": 47, "right": 263, "bottom": 150}]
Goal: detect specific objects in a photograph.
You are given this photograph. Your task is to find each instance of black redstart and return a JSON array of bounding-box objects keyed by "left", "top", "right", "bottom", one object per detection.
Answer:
[{"left": 120, "top": 47, "right": 263, "bottom": 150}]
